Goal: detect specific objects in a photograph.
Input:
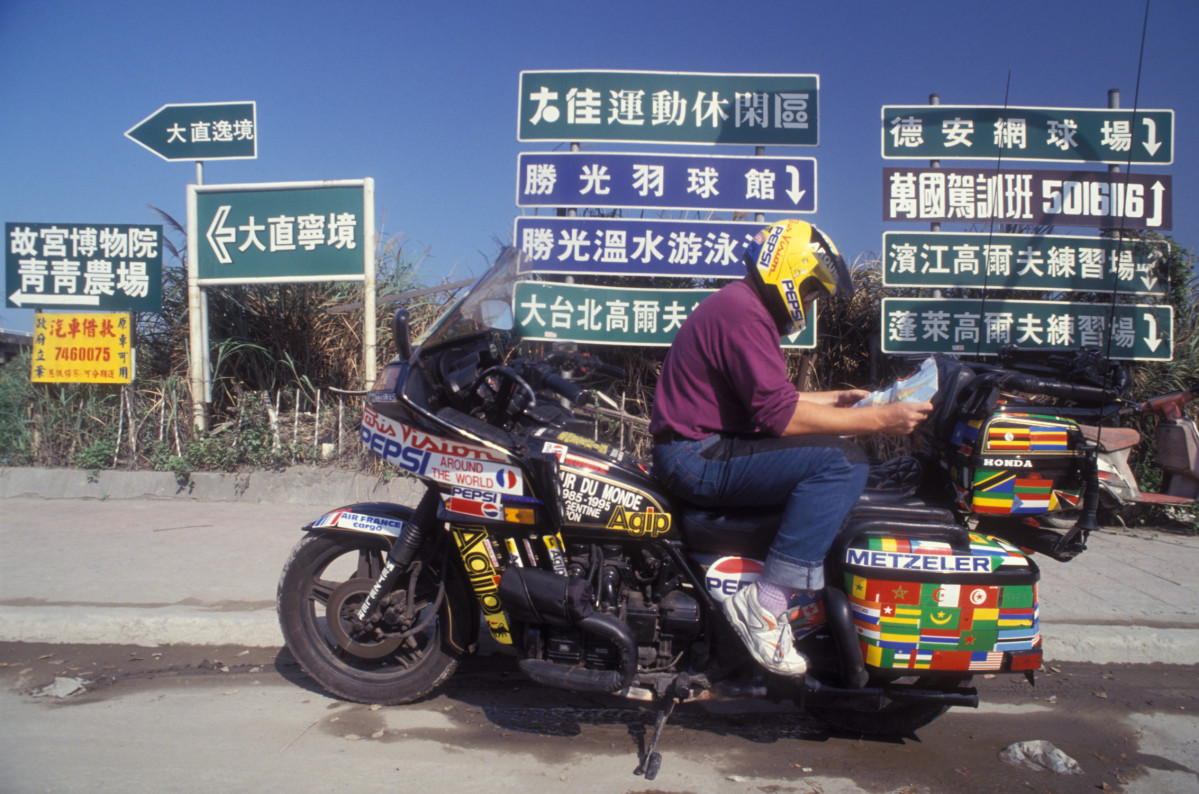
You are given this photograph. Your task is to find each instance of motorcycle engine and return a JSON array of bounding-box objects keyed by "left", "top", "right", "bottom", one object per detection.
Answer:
[{"left": 536, "top": 543, "right": 703, "bottom": 672}]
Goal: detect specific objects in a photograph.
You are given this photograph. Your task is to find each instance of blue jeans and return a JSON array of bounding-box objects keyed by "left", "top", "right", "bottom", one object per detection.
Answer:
[{"left": 653, "top": 434, "right": 869, "bottom": 590}]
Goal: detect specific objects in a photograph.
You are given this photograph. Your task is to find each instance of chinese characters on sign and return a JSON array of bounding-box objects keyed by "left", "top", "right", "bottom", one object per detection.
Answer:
[
  {"left": 881, "top": 298, "right": 1172, "bottom": 361},
  {"left": 514, "top": 281, "right": 815, "bottom": 348},
  {"left": 125, "top": 102, "right": 257, "bottom": 162},
  {"left": 876, "top": 99, "right": 1176, "bottom": 361},
  {"left": 5, "top": 223, "right": 162, "bottom": 311},
  {"left": 882, "top": 232, "right": 1169, "bottom": 295},
  {"left": 881, "top": 106, "right": 1174, "bottom": 165},
  {"left": 882, "top": 167, "right": 1171, "bottom": 229},
  {"left": 518, "top": 71, "right": 819, "bottom": 146},
  {"left": 517, "top": 152, "right": 816, "bottom": 213},
  {"left": 190, "top": 181, "right": 371, "bottom": 284},
  {"left": 31, "top": 311, "right": 134, "bottom": 384},
  {"left": 514, "top": 218, "right": 762, "bottom": 278}
]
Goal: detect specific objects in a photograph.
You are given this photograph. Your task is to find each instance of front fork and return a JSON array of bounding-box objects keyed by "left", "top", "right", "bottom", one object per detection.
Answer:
[{"left": 355, "top": 487, "right": 441, "bottom": 622}]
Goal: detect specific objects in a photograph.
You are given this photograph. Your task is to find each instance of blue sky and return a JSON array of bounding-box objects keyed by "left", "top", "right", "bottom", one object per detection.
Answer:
[{"left": 2, "top": 0, "right": 1196, "bottom": 334}]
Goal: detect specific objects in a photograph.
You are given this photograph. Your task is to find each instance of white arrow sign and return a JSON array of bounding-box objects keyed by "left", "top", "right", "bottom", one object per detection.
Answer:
[
  {"left": 785, "top": 165, "right": 807, "bottom": 205},
  {"left": 8, "top": 290, "right": 100, "bottom": 308},
  {"left": 1144, "top": 312, "right": 1163, "bottom": 353},
  {"left": 1142, "top": 118, "right": 1162, "bottom": 157},
  {"left": 205, "top": 205, "right": 236, "bottom": 265},
  {"left": 1145, "top": 181, "right": 1165, "bottom": 229}
]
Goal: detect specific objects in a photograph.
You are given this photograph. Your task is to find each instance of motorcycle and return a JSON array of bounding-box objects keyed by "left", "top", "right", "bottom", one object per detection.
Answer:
[
  {"left": 948, "top": 346, "right": 1199, "bottom": 526},
  {"left": 277, "top": 247, "right": 1132, "bottom": 779}
]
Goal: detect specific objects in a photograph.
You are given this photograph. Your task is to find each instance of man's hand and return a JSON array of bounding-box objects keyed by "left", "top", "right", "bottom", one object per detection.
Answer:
[
  {"left": 877, "top": 400, "right": 934, "bottom": 435},
  {"left": 783, "top": 395, "right": 933, "bottom": 437}
]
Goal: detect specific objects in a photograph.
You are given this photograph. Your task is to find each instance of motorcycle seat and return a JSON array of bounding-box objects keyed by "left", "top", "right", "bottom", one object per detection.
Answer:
[
  {"left": 1078, "top": 424, "right": 1141, "bottom": 453},
  {"left": 675, "top": 502, "right": 780, "bottom": 558},
  {"left": 676, "top": 488, "right": 932, "bottom": 559}
]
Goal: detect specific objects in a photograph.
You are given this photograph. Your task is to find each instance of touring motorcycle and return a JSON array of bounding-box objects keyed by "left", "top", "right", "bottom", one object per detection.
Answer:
[{"left": 277, "top": 247, "right": 1142, "bottom": 779}]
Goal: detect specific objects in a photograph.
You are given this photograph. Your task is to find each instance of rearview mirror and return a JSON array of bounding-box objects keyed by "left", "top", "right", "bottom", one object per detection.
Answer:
[{"left": 391, "top": 307, "right": 412, "bottom": 360}]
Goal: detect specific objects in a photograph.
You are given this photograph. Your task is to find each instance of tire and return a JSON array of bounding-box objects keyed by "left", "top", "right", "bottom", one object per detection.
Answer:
[
  {"left": 277, "top": 531, "right": 465, "bottom": 705},
  {"left": 810, "top": 675, "right": 972, "bottom": 736}
]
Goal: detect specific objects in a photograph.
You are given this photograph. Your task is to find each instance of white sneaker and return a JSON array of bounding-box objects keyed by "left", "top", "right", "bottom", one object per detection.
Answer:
[{"left": 723, "top": 583, "right": 808, "bottom": 676}]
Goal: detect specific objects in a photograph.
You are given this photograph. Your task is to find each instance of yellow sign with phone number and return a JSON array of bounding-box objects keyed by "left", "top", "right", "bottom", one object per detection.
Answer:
[{"left": 31, "top": 312, "right": 133, "bottom": 384}]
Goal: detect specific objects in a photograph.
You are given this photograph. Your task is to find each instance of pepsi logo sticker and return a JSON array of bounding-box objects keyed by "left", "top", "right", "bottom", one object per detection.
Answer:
[
  {"left": 447, "top": 486, "right": 505, "bottom": 520},
  {"left": 704, "top": 556, "right": 764, "bottom": 602}
]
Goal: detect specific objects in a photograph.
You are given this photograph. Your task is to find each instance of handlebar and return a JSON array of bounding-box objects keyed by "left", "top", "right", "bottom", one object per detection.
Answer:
[
  {"left": 984, "top": 369, "right": 1125, "bottom": 405},
  {"left": 1138, "top": 383, "right": 1198, "bottom": 418},
  {"left": 528, "top": 362, "right": 590, "bottom": 406},
  {"left": 545, "top": 351, "right": 627, "bottom": 381}
]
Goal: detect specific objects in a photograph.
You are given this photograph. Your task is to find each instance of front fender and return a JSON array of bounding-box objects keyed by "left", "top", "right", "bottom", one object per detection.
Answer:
[
  {"left": 302, "top": 501, "right": 480, "bottom": 652},
  {"left": 305, "top": 502, "right": 416, "bottom": 539}
]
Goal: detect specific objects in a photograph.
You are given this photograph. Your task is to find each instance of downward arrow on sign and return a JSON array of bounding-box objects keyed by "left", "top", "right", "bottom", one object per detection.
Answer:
[
  {"left": 1142, "top": 118, "right": 1162, "bottom": 157},
  {"left": 785, "top": 165, "right": 806, "bottom": 205}
]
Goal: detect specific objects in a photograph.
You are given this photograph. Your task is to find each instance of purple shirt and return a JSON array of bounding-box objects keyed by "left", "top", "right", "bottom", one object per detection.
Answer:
[{"left": 650, "top": 278, "right": 798, "bottom": 439}]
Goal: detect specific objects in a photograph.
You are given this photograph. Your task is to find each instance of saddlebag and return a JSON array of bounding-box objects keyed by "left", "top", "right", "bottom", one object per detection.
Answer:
[{"left": 833, "top": 511, "right": 1041, "bottom": 677}]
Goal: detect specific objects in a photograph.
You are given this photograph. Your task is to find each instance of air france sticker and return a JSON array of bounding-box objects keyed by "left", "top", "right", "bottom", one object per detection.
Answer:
[
  {"left": 705, "top": 556, "right": 763, "bottom": 602},
  {"left": 312, "top": 510, "right": 404, "bottom": 536},
  {"left": 446, "top": 487, "right": 502, "bottom": 520}
]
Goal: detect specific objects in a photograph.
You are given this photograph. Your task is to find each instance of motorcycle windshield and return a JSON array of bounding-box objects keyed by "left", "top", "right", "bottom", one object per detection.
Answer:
[{"left": 418, "top": 247, "right": 524, "bottom": 350}]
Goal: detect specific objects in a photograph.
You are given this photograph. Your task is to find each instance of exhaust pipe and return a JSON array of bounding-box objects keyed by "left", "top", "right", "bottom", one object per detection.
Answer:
[{"left": 800, "top": 676, "right": 979, "bottom": 712}]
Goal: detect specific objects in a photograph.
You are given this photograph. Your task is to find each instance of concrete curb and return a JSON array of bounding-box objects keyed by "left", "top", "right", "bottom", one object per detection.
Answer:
[
  {"left": 1042, "top": 624, "right": 1199, "bottom": 665},
  {"left": 0, "top": 606, "right": 283, "bottom": 649},
  {"left": 3, "top": 605, "right": 1195, "bottom": 666},
  {"left": 0, "top": 466, "right": 423, "bottom": 506}
]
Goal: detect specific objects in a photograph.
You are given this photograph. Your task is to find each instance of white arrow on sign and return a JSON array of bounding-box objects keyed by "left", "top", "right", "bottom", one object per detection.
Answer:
[
  {"left": 1140, "top": 275, "right": 1159, "bottom": 292},
  {"left": 1144, "top": 311, "right": 1163, "bottom": 353},
  {"left": 205, "top": 205, "right": 236, "bottom": 264},
  {"left": 9, "top": 290, "right": 100, "bottom": 308},
  {"left": 1142, "top": 118, "right": 1162, "bottom": 157},
  {"left": 785, "top": 165, "right": 806, "bottom": 205},
  {"left": 1146, "top": 181, "right": 1165, "bottom": 228}
]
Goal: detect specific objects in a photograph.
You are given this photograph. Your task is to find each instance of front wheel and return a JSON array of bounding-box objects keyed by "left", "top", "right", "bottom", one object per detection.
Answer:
[{"left": 277, "top": 532, "right": 466, "bottom": 704}]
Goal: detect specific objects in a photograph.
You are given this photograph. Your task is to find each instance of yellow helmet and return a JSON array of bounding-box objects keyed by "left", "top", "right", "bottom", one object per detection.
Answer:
[{"left": 744, "top": 220, "right": 853, "bottom": 335}]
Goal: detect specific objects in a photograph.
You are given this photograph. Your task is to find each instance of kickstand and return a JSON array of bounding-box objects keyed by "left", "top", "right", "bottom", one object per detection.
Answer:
[{"left": 634, "top": 675, "right": 689, "bottom": 781}]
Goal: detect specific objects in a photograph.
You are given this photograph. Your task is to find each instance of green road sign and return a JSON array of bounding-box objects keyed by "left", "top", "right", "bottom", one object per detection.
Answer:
[
  {"left": 519, "top": 70, "right": 819, "bottom": 146},
  {"left": 188, "top": 181, "right": 372, "bottom": 284},
  {"left": 6, "top": 222, "right": 162, "bottom": 311},
  {"left": 126, "top": 102, "right": 256, "bottom": 161},
  {"left": 881, "top": 105, "right": 1173, "bottom": 165},
  {"left": 882, "top": 232, "right": 1169, "bottom": 295},
  {"left": 881, "top": 297, "right": 1173, "bottom": 361},
  {"left": 514, "top": 281, "right": 816, "bottom": 348}
]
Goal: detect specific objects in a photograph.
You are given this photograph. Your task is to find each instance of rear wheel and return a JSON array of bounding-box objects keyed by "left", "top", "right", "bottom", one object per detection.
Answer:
[
  {"left": 810, "top": 675, "right": 972, "bottom": 736},
  {"left": 277, "top": 532, "right": 465, "bottom": 704}
]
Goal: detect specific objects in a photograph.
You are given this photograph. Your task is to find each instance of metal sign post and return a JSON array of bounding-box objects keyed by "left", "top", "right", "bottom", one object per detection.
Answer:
[{"left": 186, "top": 179, "right": 376, "bottom": 430}]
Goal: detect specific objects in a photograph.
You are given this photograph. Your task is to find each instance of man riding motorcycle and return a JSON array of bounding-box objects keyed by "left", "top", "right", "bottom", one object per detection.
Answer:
[{"left": 649, "top": 219, "right": 933, "bottom": 676}]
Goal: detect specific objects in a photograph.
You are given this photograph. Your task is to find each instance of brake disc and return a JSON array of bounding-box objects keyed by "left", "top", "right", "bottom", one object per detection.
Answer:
[{"left": 324, "top": 578, "right": 405, "bottom": 660}]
